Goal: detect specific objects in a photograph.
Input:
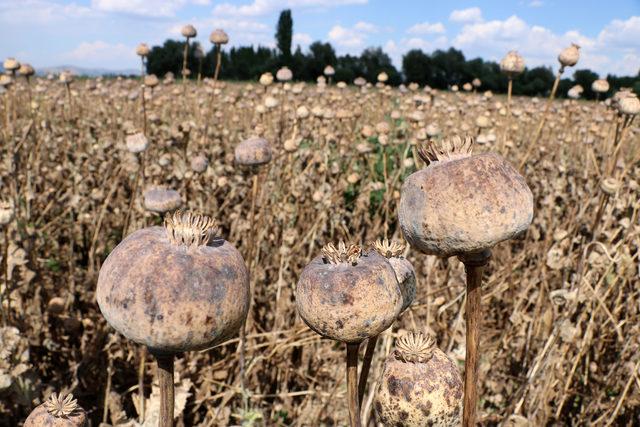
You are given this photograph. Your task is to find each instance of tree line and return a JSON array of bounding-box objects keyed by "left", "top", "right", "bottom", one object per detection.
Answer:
[{"left": 145, "top": 10, "right": 640, "bottom": 99}]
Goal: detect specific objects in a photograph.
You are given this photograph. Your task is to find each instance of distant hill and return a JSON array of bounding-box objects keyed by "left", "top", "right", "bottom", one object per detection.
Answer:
[{"left": 35, "top": 65, "right": 139, "bottom": 77}]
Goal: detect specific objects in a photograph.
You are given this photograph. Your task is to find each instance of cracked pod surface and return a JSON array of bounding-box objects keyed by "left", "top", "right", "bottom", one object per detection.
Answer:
[
  {"left": 295, "top": 243, "right": 402, "bottom": 343},
  {"left": 374, "top": 333, "right": 463, "bottom": 427},
  {"left": 399, "top": 136, "right": 533, "bottom": 257},
  {"left": 96, "top": 212, "right": 249, "bottom": 354}
]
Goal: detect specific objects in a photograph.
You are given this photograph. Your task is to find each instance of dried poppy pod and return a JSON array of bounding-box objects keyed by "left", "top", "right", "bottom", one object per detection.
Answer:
[
  {"left": 144, "top": 74, "right": 159, "bottom": 88},
  {"left": 97, "top": 211, "right": 249, "bottom": 426},
  {"left": 125, "top": 131, "right": 148, "bottom": 153},
  {"left": 400, "top": 136, "right": 533, "bottom": 257},
  {"left": 136, "top": 43, "right": 150, "bottom": 57},
  {"left": 558, "top": 43, "right": 580, "bottom": 70},
  {"left": 591, "top": 79, "right": 609, "bottom": 94},
  {"left": 259, "top": 72, "right": 274, "bottom": 86},
  {"left": 18, "top": 63, "right": 35, "bottom": 78},
  {"left": 97, "top": 210, "right": 249, "bottom": 354},
  {"left": 143, "top": 186, "right": 182, "bottom": 213},
  {"left": 276, "top": 66, "right": 293, "bottom": 82},
  {"left": 3, "top": 57, "right": 19, "bottom": 73},
  {"left": 209, "top": 29, "right": 229, "bottom": 45},
  {"left": 234, "top": 136, "right": 272, "bottom": 166},
  {"left": 499, "top": 51, "right": 525, "bottom": 77},
  {"left": 374, "top": 333, "right": 463, "bottom": 427},
  {"left": 296, "top": 242, "right": 402, "bottom": 343},
  {"left": 296, "top": 242, "right": 402, "bottom": 427},
  {"left": 377, "top": 72, "right": 389, "bottom": 83},
  {"left": 181, "top": 24, "right": 197, "bottom": 38},
  {"left": 0, "top": 199, "right": 14, "bottom": 226},
  {"left": 399, "top": 136, "right": 532, "bottom": 427},
  {"left": 372, "top": 239, "right": 415, "bottom": 313},
  {"left": 24, "top": 392, "right": 87, "bottom": 427}
]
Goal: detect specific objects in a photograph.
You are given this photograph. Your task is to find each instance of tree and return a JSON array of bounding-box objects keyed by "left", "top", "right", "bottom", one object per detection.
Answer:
[
  {"left": 402, "top": 50, "right": 432, "bottom": 86},
  {"left": 276, "top": 9, "right": 293, "bottom": 65},
  {"left": 572, "top": 69, "right": 599, "bottom": 99},
  {"left": 360, "top": 47, "right": 401, "bottom": 85}
]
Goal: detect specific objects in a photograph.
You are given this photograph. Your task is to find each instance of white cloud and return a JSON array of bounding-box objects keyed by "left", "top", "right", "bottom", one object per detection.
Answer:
[
  {"left": 384, "top": 35, "right": 449, "bottom": 67},
  {"left": 293, "top": 32, "right": 313, "bottom": 46},
  {"left": 450, "top": 7, "right": 483, "bottom": 23},
  {"left": 528, "top": 0, "right": 543, "bottom": 7},
  {"left": 91, "top": 0, "right": 206, "bottom": 17},
  {"left": 451, "top": 14, "right": 640, "bottom": 76},
  {"left": 328, "top": 21, "right": 377, "bottom": 49},
  {"left": 597, "top": 16, "right": 640, "bottom": 50},
  {"left": 0, "top": 0, "right": 94, "bottom": 23},
  {"left": 63, "top": 40, "right": 137, "bottom": 67},
  {"left": 213, "top": 0, "right": 367, "bottom": 17},
  {"left": 407, "top": 21, "right": 445, "bottom": 35}
]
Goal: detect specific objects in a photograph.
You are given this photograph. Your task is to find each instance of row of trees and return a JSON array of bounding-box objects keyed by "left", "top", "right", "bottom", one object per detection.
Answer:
[{"left": 145, "top": 10, "right": 640, "bottom": 99}]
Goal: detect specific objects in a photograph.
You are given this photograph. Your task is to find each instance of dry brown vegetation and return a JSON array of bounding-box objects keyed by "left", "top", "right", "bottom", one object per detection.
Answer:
[{"left": 1, "top": 74, "right": 639, "bottom": 426}]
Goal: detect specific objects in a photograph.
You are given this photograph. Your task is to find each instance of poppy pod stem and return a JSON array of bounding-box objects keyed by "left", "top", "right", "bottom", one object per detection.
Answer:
[
  {"left": 155, "top": 353, "right": 174, "bottom": 427},
  {"left": 346, "top": 342, "right": 362, "bottom": 427},
  {"left": 520, "top": 68, "right": 563, "bottom": 170},
  {"left": 459, "top": 249, "right": 491, "bottom": 427},
  {"left": 357, "top": 334, "right": 378, "bottom": 408},
  {"left": 182, "top": 37, "right": 190, "bottom": 84}
]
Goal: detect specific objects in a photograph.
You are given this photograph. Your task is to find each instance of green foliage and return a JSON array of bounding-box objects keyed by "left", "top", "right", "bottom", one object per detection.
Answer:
[{"left": 276, "top": 9, "right": 293, "bottom": 64}]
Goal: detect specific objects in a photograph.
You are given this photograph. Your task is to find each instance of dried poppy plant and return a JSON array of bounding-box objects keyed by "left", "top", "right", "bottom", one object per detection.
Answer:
[
  {"left": 97, "top": 211, "right": 249, "bottom": 427},
  {"left": 521, "top": 43, "right": 580, "bottom": 168},
  {"left": 180, "top": 25, "right": 197, "bottom": 83},
  {"left": 358, "top": 238, "right": 416, "bottom": 406},
  {"left": 296, "top": 242, "right": 402, "bottom": 426},
  {"left": 399, "top": 136, "right": 533, "bottom": 426}
]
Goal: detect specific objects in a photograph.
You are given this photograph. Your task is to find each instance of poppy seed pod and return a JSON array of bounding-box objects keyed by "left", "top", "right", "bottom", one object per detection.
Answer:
[
  {"left": 295, "top": 242, "right": 402, "bottom": 343},
  {"left": 399, "top": 136, "right": 533, "bottom": 258},
  {"left": 617, "top": 93, "right": 640, "bottom": 116},
  {"left": 500, "top": 51, "right": 525, "bottom": 77},
  {"left": 591, "top": 79, "right": 609, "bottom": 94},
  {"left": 136, "top": 43, "right": 150, "bottom": 57},
  {"left": 190, "top": 154, "right": 209, "bottom": 173},
  {"left": 354, "top": 76, "right": 366, "bottom": 87},
  {"left": 234, "top": 136, "right": 272, "bottom": 166},
  {"left": 24, "top": 393, "right": 87, "bottom": 427},
  {"left": 97, "top": 211, "right": 250, "bottom": 354},
  {"left": 18, "top": 64, "right": 34, "bottom": 77},
  {"left": 0, "top": 199, "right": 14, "bottom": 226},
  {"left": 144, "top": 74, "right": 159, "bottom": 88},
  {"left": 324, "top": 65, "right": 335, "bottom": 76},
  {"left": 374, "top": 333, "right": 463, "bottom": 427},
  {"left": 143, "top": 187, "right": 182, "bottom": 213},
  {"left": 373, "top": 239, "right": 416, "bottom": 313},
  {"left": 209, "top": 29, "right": 229, "bottom": 45},
  {"left": 558, "top": 43, "right": 580, "bottom": 69},
  {"left": 3, "top": 58, "right": 20, "bottom": 72},
  {"left": 259, "top": 72, "right": 273, "bottom": 86},
  {"left": 276, "top": 66, "right": 293, "bottom": 82},
  {"left": 125, "top": 132, "right": 148, "bottom": 153},
  {"left": 378, "top": 72, "right": 389, "bottom": 83},
  {"left": 181, "top": 24, "right": 197, "bottom": 38}
]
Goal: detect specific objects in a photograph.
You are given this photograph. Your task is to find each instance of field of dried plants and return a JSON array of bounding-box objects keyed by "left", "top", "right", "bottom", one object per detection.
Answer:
[{"left": 1, "top": 66, "right": 639, "bottom": 426}]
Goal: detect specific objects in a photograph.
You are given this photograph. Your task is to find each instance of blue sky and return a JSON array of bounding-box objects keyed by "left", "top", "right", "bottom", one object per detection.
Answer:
[{"left": 1, "top": 0, "right": 639, "bottom": 76}]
